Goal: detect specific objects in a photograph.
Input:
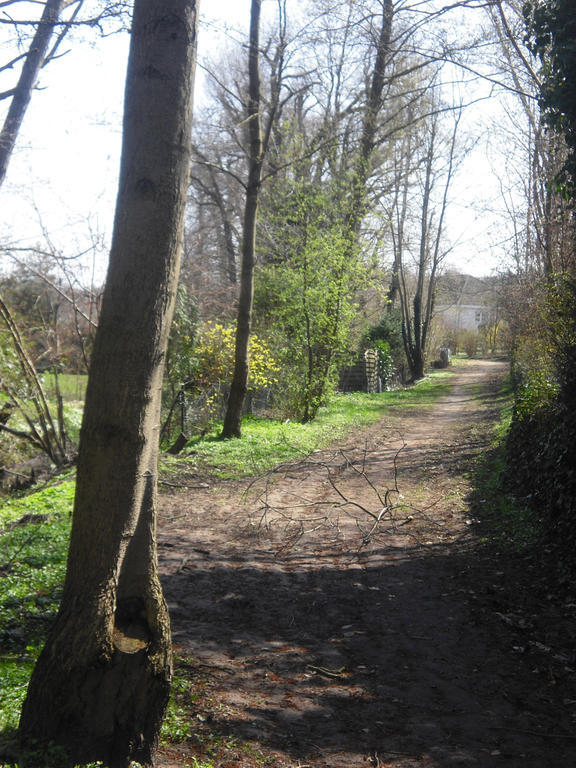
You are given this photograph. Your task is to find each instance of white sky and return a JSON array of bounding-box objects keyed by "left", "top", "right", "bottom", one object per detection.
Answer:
[{"left": 0, "top": 1, "right": 510, "bottom": 283}]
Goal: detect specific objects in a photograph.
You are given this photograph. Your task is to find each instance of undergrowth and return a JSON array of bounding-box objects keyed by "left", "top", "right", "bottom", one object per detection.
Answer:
[
  {"left": 0, "top": 482, "right": 75, "bottom": 763},
  {"left": 469, "top": 375, "right": 539, "bottom": 553}
]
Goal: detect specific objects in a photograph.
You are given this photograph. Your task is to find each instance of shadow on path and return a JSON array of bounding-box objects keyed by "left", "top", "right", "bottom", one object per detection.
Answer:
[{"left": 158, "top": 361, "right": 575, "bottom": 768}]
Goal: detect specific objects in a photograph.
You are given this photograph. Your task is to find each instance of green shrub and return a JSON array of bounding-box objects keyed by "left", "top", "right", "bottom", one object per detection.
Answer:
[
  {"left": 372, "top": 340, "right": 395, "bottom": 389},
  {"left": 506, "top": 277, "right": 576, "bottom": 581}
]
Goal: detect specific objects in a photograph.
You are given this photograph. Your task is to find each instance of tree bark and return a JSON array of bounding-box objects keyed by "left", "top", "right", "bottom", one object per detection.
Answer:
[
  {"left": 221, "top": 0, "right": 263, "bottom": 439},
  {"left": 344, "top": 0, "right": 393, "bottom": 238},
  {"left": 18, "top": 1, "right": 198, "bottom": 766},
  {"left": 0, "top": 0, "right": 69, "bottom": 187}
]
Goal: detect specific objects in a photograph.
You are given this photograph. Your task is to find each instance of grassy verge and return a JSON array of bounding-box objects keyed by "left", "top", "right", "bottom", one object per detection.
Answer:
[
  {"left": 41, "top": 373, "right": 88, "bottom": 403},
  {"left": 0, "top": 368, "right": 455, "bottom": 762},
  {"left": 469, "top": 375, "right": 538, "bottom": 551},
  {"left": 162, "top": 369, "right": 454, "bottom": 479},
  {"left": 0, "top": 482, "right": 75, "bottom": 759}
]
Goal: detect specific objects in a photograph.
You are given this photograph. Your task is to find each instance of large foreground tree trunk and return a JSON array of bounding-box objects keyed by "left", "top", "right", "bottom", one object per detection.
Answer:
[{"left": 18, "top": 2, "right": 198, "bottom": 766}]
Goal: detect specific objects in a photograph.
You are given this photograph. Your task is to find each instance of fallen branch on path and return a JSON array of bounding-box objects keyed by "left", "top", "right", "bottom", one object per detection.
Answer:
[{"left": 246, "top": 436, "right": 418, "bottom": 551}]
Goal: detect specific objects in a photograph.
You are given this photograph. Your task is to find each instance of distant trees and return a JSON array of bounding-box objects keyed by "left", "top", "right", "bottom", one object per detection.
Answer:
[
  {"left": 0, "top": 0, "right": 123, "bottom": 468},
  {"left": 186, "top": 0, "right": 480, "bottom": 423},
  {"left": 18, "top": 2, "right": 199, "bottom": 766},
  {"left": 0, "top": 255, "right": 98, "bottom": 371},
  {"left": 0, "top": 293, "right": 69, "bottom": 467},
  {"left": 386, "top": 104, "right": 463, "bottom": 380}
]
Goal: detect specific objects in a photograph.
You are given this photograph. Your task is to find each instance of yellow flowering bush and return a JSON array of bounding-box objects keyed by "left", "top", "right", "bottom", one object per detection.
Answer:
[{"left": 193, "top": 322, "right": 280, "bottom": 391}]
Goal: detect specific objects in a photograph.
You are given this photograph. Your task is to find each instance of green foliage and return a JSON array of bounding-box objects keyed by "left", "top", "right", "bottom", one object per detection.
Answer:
[
  {"left": 364, "top": 309, "right": 405, "bottom": 369},
  {"left": 161, "top": 666, "right": 198, "bottom": 744},
  {"left": 165, "top": 285, "right": 199, "bottom": 392},
  {"left": 0, "top": 655, "right": 35, "bottom": 732},
  {"left": 256, "top": 185, "right": 366, "bottom": 422},
  {"left": 469, "top": 376, "right": 539, "bottom": 551},
  {"left": 0, "top": 483, "right": 74, "bottom": 652},
  {"left": 524, "top": 0, "right": 576, "bottom": 194},
  {"left": 511, "top": 276, "right": 575, "bottom": 414},
  {"left": 163, "top": 370, "right": 454, "bottom": 479},
  {"left": 41, "top": 373, "right": 88, "bottom": 403},
  {"left": 372, "top": 340, "right": 395, "bottom": 389},
  {"left": 0, "top": 482, "right": 74, "bottom": 750},
  {"left": 506, "top": 278, "right": 576, "bottom": 580}
]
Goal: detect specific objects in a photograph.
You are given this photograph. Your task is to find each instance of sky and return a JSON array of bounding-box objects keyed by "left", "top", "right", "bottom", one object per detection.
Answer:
[{"left": 0, "top": 1, "right": 510, "bottom": 284}]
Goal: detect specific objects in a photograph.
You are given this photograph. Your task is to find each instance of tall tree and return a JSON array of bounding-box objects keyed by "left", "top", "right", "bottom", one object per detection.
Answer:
[
  {"left": 0, "top": 0, "right": 127, "bottom": 188},
  {"left": 220, "top": 0, "right": 266, "bottom": 438},
  {"left": 344, "top": 0, "right": 393, "bottom": 237},
  {"left": 389, "top": 105, "right": 462, "bottom": 380},
  {"left": 18, "top": 1, "right": 198, "bottom": 766},
  {"left": 483, "top": 0, "right": 572, "bottom": 276},
  {"left": 0, "top": 0, "right": 71, "bottom": 186}
]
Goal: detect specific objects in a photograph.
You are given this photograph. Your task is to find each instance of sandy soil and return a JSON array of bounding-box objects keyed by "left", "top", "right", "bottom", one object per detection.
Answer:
[{"left": 155, "top": 360, "right": 576, "bottom": 768}]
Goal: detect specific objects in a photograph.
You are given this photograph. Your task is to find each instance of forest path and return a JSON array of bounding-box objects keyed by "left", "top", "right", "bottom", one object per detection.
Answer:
[{"left": 156, "top": 359, "right": 576, "bottom": 768}]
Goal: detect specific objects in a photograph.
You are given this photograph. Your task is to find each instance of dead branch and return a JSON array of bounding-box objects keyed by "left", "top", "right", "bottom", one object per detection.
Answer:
[{"left": 245, "top": 435, "right": 411, "bottom": 552}]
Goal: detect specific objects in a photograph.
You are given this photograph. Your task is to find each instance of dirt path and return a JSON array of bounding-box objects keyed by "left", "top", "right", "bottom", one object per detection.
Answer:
[{"left": 156, "top": 360, "right": 576, "bottom": 768}]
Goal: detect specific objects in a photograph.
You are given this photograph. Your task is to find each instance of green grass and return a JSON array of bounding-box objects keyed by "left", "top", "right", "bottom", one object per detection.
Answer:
[
  {"left": 161, "top": 663, "right": 199, "bottom": 744},
  {"left": 41, "top": 373, "right": 88, "bottom": 403},
  {"left": 469, "top": 376, "right": 538, "bottom": 550},
  {"left": 0, "top": 482, "right": 74, "bottom": 753},
  {"left": 163, "top": 370, "right": 455, "bottom": 479}
]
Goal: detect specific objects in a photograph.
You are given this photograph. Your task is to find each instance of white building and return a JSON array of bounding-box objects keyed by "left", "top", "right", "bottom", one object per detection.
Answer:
[
  {"left": 435, "top": 303, "right": 494, "bottom": 332},
  {"left": 435, "top": 273, "right": 497, "bottom": 332}
]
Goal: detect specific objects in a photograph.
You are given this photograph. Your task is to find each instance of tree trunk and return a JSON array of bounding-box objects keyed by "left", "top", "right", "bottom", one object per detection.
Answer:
[
  {"left": 18, "top": 2, "right": 198, "bottom": 766},
  {"left": 221, "top": 0, "right": 263, "bottom": 439},
  {"left": 0, "top": 0, "right": 68, "bottom": 187},
  {"left": 344, "top": 0, "right": 393, "bottom": 238}
]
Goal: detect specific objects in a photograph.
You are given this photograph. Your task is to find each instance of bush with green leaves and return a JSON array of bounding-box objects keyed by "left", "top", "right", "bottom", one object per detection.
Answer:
[
  {"left": 165, "top": 285, "right": 199, "bottom": 394},
  {"left": 256, "top": 182, "right": 368, "bottom": 422},
  {"left": 0, "top": 482, "right": 74, "bottom": 742},
  {"left": 505, "top": 277, "right": 576, "bottom": 579},
  {"left": 372, "top": 340, "right": 395, "bottom": 389},
  {"left": 364, "top": 309, "right": 405, "bottom": 369}
]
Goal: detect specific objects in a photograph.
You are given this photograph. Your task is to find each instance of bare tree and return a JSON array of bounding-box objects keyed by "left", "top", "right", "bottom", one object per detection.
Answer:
[
  {"left": 0, "top": 0, "right": 128, "bottom": 187},
  {"left": 18, "top": 1, "right": 198, "bottom": 765},
  {"left": 390, "top": 104, "right": 462, "bottom": 380},
  {"left": 0, "top": 0, "right": 70, "bottom": 185},
  {"left": 485, "top": 0, "right": 574, "bottom": 276},
  {"left": 0, "top": 294, "right": 68, "bottom": 465}
]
